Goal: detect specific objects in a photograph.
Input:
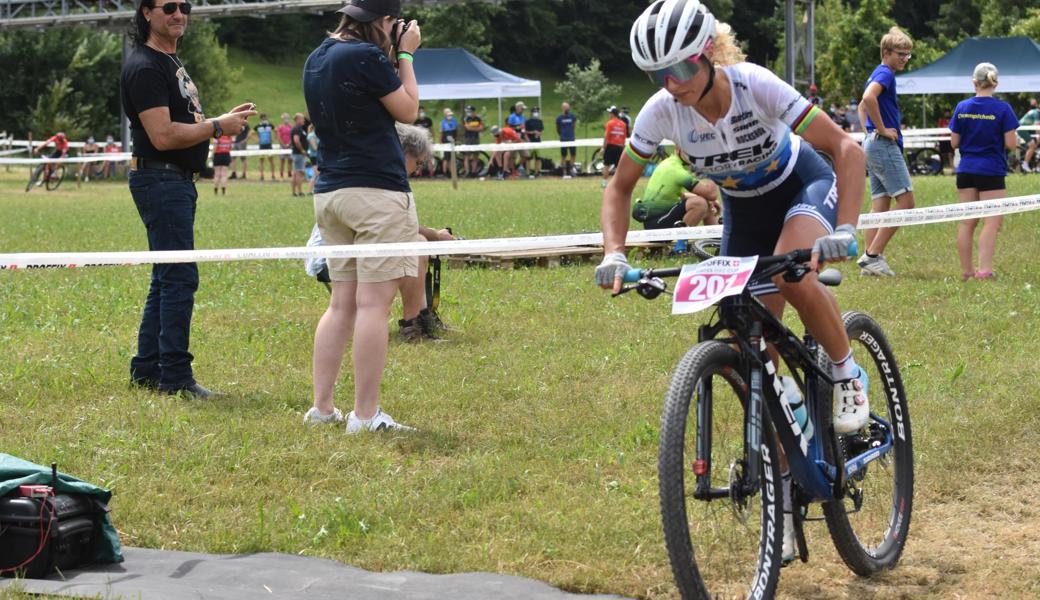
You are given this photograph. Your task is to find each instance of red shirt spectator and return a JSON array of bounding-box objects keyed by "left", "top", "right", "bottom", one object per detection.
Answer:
[
  {"left": 213, "top": 135, "right": 233, "bottom": 155},
  {"left": 604, "top": 116, "right": 627, "bottom": 147}
]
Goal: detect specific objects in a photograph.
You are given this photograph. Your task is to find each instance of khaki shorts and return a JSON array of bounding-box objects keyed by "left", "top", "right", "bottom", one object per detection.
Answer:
[{"left": 314, "top": 187, "right": 419, "bottom": 283}]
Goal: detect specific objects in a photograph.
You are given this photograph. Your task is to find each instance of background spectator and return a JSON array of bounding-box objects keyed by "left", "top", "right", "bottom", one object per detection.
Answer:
[
  {"left": 79, "top": 136, "right": 100, "bottom": 182},
  {"left": 556, "top": 102, "right": 577, "bottom": 178},
  {"left": 858, "top": 26, "right": 915, "bottom": 277},
  {"left": 524, "top": 106, "right": 544, "bottom": 177},
  {"left": 439, "top": 107, "right": 458, "bottom": 175},
  {"left": 277, "top": 113, "right": 293, "bottom": 180},
  {"left": 231, "top": 120, "right": 250, "bottom": 179},
  {"left": 414, "top": 105, "right": 433, "bottom": 129},
  {"left": 462, "top": 104, "right": 483, "bottom": 176},
  {"left": 601, "top": 106, "right": 627, "bottom": 188},
  {"left": 255, "top": 113, "right": 277, "bottom": 181},
  {"left": 290, "top": 112, "right": 308, "bottom": 197},
  {"left": 949, "top": 62, "right": 1018, "bottom": 281},
  {"left": 212, "top": 133, "right": 233, "bottom": 195}
]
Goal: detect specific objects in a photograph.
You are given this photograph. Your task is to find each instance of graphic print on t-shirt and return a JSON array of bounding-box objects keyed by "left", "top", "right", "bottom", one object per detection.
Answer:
[{"left": 174, "top": 66, "right": 204, "bottom": 123}]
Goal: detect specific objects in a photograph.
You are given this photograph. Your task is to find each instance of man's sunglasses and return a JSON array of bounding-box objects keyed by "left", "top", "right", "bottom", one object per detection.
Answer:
[
  {"left": 156, "top": 1, "right": 192, "bottom": 15},
  {"left": 644, "top": 40, "right": 712, "bottom": 88}
]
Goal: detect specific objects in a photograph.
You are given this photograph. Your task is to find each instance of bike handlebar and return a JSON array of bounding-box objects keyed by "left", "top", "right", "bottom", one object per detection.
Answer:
[{"left": 621, "top": 245, "right": 856, "bottom": 284}]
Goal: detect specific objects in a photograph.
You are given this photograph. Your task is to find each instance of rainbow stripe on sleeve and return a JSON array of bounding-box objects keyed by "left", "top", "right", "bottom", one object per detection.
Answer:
[
  {"left": 625, "top": 142, "right": 653, "bottom": 165},
  {"left": 792, "top": 105, "right": 822, "bottom": 135}
]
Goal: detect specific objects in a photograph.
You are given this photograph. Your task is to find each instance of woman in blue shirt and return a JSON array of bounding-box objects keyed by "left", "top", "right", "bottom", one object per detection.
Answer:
[
  {"left": 949, "top": 62, "right": 1019, "bottom": 280},
  {"left": 302, "top": 0, "right": 423, "bottom": 433}
]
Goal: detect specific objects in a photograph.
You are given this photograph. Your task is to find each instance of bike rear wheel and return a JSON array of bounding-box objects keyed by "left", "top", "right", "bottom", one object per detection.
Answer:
[
  {"left": 45, "top": 165, "right": 65, "bottom": 191},
  {"left": 691, "top": 238, "right": 722, "bottom": 261},
  {"left": 660, "top": 341, "right": 783, "bottom": 599},
  {"left": 822, "top": 311, "right": 913, "bottom": 575}
]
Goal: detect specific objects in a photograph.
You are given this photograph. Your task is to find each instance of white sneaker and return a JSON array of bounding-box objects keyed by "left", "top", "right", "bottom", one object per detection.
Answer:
[
  {"left": 562, "top": 174, "right": 572, "bottom": 180},
  {"left": 601, "top": 179, "right": 608, "bottom": 189},
  {"left": 857, "top": 253, "right": 896, "bottom": 277},
  {"left": 833, "top": 368, "right": 870, "bottom": 434},
  {"left": 303, "top": 406, "right": 344, "bottom": 425},
  {"left": 782, "top": 513, "right": 797, "bottom": 564},
  {"left": 346, "top": 409, "right": 416, "bottom": 434}
]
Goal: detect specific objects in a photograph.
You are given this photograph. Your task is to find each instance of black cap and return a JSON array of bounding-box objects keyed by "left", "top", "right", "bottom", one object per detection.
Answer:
[{"left": 337, "top": 0, "right": 400, "bottom": 22}]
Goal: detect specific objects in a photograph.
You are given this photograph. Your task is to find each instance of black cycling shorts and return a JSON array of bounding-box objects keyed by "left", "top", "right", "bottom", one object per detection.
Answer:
[
  {"left": 560, "top": 145, "right": 576, "bottom": 158},
  {"left": 213, "top": 153, "right": 232, "bottom": 167},
  {"left": 956, "top": 172, "right": 1005, "bottom": 192},
  {"left": 603, "top": 144, "right": 623, "bottom": 167},
  {"left": 642, "top": 201, "right": 688, "bottom": 230}
]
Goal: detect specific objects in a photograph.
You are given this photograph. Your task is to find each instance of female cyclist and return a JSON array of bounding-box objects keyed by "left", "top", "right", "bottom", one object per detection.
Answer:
[{"left": 595, "top": 0, "right": 871, "bottom": 562}]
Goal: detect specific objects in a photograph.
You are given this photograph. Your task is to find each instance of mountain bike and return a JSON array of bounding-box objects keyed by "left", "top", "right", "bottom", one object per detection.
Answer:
[
  {"left": 617, "top": 249, "right": 913, "bottom": 599},
  {"left": 25, "top": 161, "right": 66, "bottom": 192}
]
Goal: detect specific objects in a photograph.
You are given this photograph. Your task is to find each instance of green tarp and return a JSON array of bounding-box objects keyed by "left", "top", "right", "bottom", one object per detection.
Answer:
[{"left": 0, "top": 453, "right": 123, "bottom": 565}]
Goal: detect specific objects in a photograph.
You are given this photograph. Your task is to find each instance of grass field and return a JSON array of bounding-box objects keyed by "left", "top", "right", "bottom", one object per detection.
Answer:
[
  {"left": 2, "top": 170, "right": 1040, "bottom": 599},
  {"left": 227, "top": 47, "right": 658, "bottom": 139}
]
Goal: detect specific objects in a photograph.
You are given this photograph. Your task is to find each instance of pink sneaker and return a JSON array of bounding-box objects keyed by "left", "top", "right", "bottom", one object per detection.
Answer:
[{"left": 974, "top": 271, "right": 996, "bottom": 280}]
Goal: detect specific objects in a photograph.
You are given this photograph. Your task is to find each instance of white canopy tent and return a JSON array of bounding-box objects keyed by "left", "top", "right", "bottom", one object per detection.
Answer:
[{"left": 413, "top": 48, "right": 541, "bottom": 125}]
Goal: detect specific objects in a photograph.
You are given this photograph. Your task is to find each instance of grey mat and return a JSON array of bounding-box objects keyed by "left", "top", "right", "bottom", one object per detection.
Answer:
[{"left": 0, "top": 547, "right": 630, "bottom": 599}]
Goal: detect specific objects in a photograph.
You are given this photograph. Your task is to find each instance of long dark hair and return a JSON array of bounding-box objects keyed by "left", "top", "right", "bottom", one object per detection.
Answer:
[
  {"left": 129, "top": 0, "right": 155, "bottom": 46},
  {"left": 330, "top": 15, "right": 392, "bottom": 57}
]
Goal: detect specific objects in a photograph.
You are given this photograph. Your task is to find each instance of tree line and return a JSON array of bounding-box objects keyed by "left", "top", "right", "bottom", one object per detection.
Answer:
[{"left": 4, "top": 0, "right": 1040, "bottom": 139}]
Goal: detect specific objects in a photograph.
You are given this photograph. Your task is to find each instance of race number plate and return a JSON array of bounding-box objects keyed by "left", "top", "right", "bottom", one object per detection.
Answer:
[{"left": 672, "top": 256, "right": 759, "bottom": 315}]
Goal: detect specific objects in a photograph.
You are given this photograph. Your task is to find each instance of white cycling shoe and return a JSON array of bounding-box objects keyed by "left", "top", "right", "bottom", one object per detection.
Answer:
[{"left": 833, "top": 367, "right": 870, "bottom": 434}]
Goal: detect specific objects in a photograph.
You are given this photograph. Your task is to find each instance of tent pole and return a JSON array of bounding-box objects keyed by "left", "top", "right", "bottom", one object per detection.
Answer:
[
  {"left": 498, "top": 97, "right": 502, "bottom": 127},
  {"left": 922, "top": 95, "right": 926, "bottom": 128}
]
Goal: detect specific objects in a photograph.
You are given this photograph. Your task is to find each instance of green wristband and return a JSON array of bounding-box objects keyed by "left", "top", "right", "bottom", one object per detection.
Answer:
[{"left": 397, "top": 51, "right": 414, "bottom": 62}]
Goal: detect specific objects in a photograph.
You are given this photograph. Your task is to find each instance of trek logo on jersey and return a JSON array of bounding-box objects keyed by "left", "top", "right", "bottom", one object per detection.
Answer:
[{"left": 686, "top": 134, "right": 778, "bottom": 170}]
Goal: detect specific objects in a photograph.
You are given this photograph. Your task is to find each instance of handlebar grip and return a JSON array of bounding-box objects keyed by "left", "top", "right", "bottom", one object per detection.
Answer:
[{"left": 622, "top": 268, "right": 643, "bottom": 283}]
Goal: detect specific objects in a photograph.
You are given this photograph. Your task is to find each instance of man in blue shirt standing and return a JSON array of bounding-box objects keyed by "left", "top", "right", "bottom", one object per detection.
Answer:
[
  {"left": 438, "top": 107, "right": 458, "bottom": 175},
  {"left": 556, "top": 102, "right": 577, "bottom": 178},
  {"left": 857, "top": 26, "right": 915, "bottom": 277},
  {"left": 507, "top": 101, "right": 530, "bottom": 176}
]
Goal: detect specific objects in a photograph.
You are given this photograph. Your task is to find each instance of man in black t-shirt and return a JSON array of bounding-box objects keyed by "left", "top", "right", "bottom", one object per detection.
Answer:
[
  {"left": 121, "top": 0, "right": 255, "bottom": 398},
  {"left": 290, "top": 112, "right": 309, "bottom": 197},
  {"left": 523, "top": 107, "right": 545, "bottom": 177}
]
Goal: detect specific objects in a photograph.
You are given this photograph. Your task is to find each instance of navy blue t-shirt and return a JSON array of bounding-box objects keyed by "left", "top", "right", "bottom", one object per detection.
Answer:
[
  {"left": 303, "top": 38, "right": 409, "bottom": 194},
  {"left": 864, "top": 64, "right": 902, "bottom": 147},
  {"left": 950, "top": 96, "right": 1018, "bottom": 177},
  {"left": 556, "top": 113, "right": 577, "bottom": 141}
]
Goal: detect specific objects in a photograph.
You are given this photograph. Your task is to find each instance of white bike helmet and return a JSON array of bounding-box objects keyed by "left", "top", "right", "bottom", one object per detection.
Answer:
[{"left": 630, "top": 0, "right": 716, "bottom": 71}]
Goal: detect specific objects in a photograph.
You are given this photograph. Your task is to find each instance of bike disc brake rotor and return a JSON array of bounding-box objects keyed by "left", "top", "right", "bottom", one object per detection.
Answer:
[{"left": 728, "top": 459, "right": 751, "bottom": 525}]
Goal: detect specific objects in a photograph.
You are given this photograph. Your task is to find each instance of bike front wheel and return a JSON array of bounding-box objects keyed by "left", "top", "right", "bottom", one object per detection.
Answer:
[
  {"left": 822, "top": 311, "right": 914, "bottom": 575},
  {"left": 659, "top": 341, "right": 783, "bottom": 600},
  {"left": 45, "top": 165, "right": 65, "bottom": 191}
]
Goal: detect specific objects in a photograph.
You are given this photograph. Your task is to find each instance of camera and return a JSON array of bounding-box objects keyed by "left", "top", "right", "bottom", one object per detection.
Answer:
[{"left": 391, "top": 18, "right": 410, "bottom": 50}]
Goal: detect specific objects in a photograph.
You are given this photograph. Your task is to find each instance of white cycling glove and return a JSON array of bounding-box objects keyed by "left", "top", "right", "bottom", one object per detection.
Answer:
[
  {"left": 812, "top": 224, "right": 858, "bottom": 264},
  {"left": 595, "top": 252, "right": 631, "bottom": 288}
]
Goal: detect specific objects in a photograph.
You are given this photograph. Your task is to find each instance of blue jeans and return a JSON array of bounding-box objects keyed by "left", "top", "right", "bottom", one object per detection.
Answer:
[
  {"left": 128, "top": 169, "right": 199, "bottom": 390},
  {"left": 863, "top": 133, "right": 913, "bottom": 199}
]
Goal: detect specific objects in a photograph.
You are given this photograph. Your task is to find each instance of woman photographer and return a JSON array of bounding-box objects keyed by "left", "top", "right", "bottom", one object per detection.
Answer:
[{"left": 303, "top": 0, "right": 422, "bottom": 433}]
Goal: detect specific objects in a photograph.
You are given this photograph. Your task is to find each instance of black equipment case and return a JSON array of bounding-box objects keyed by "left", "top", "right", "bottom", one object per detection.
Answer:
[{"left": 0, "top": 493, "right": 101, "bottom": 578}]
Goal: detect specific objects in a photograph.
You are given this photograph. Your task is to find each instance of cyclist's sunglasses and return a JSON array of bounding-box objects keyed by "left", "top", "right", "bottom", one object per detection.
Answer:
[
  {"left": 645, "top": 40, "right": 712, "bottom": 88},
  {"left": 156, "top": 1, "right": 192, "bottom": 15}
]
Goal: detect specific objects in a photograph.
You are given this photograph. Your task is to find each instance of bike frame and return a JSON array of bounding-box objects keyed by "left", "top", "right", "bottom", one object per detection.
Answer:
[{"left": 689, "top": 262, "right": 896, "bottom": 504}]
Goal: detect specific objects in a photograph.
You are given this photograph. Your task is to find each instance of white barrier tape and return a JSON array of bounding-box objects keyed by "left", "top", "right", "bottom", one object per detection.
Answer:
[
  {"left": 857, "top": 194, "right": 1040, "bottom": 229},
  {"left": 0, "top": 227, "right": 723, "bottom": 270},
  {"left": 5, "top": 193, "right": 1040, "bottom": 271},
  {"left": 0, "top": 153, "right": 132, "bottom": 165}
]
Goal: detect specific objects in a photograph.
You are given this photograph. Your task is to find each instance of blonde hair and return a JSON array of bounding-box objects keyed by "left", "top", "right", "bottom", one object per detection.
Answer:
[
  {"left": 880, "top": 26, "right": 912, "bottom": 59},
  {"left": 711, "top": 22, "right": 746, "bottom": 67},
  {"left": 973, "top": 62, "right": 999, "bottom": 89}
]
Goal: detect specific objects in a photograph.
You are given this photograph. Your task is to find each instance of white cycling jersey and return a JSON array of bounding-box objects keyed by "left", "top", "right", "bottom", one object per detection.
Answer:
[{"left": 627, "top": 62, "right": 823, "bottom": 198}]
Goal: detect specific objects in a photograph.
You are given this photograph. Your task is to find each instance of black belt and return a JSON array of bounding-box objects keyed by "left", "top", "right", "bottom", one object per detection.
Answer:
[{"left": 132, "top": 157, "right": 195, "bottom": 178}]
